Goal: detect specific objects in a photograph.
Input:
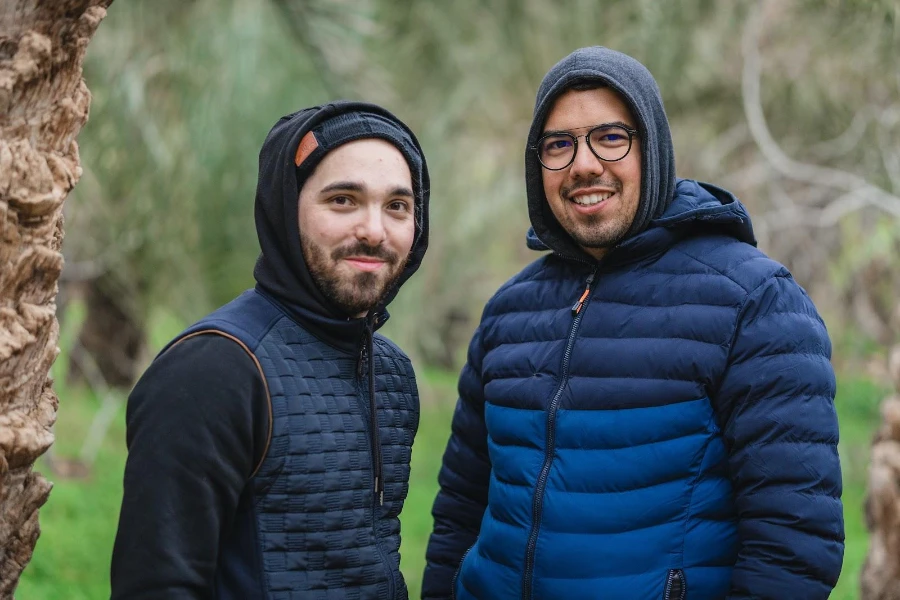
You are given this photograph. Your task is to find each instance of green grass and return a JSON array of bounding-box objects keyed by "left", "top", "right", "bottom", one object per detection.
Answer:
[{"left": 13, "top": 364, "right": 888, "bottom": 599}]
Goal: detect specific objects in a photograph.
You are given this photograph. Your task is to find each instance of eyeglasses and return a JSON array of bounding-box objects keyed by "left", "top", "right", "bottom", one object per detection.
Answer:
[{"left": 532, "top": 123, "right": 638, "bottom": 171}]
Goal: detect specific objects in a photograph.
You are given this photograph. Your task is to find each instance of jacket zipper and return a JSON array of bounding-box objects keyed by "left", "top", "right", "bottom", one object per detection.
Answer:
[
  {"left": 664, "top": 569, "right": 686, "bottom": 600},
  {"left": 521, "top": 270, "right": 596, "bottom": 599},
  {"left": 450, "top": 544, "right": 475, "bottom": 600},
  {"left": 357, "top": 322, "right": 384, "bottom": 505},
  {"left": 356, "top": 325, "right": 395, "bottom": 600}
]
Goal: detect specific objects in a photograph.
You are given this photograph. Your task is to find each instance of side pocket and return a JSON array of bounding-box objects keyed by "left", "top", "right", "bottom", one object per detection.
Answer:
[
  {"left": 663, "top": 569, "right": 686, "bottom": 600},
  {"left": 451, "top": 545, "right": 475, "bottom": 600}
]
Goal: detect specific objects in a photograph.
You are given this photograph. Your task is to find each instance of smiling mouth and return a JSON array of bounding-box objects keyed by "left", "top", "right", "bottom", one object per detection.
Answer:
[
  {"left": 570, "top": 191, "right": 614, "bottom": 206},
  {"left": 343, "top": 257, "right": 386, "bottom": 272}
]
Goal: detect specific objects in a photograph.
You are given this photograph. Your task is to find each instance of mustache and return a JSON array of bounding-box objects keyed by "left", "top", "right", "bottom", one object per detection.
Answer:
[
  {"left": 562, "top": 178, "right": 621, "bottom": 200},
  {"left": 331, "top": 241, "right": 399, "bottom": 264}
]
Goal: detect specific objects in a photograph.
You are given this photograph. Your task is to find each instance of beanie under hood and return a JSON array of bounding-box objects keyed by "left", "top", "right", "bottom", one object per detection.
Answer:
[
  {"left": 525, "top": 47, "right": 676, "bottom": 261},
  {"left": 252, "top": 101, "right": 430, "bottom": 349}
]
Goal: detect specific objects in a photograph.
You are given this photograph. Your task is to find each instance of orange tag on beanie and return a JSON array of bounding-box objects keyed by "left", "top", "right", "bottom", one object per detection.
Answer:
[{"left": 294, "top": 131, "right": 319, "bottom": 166}]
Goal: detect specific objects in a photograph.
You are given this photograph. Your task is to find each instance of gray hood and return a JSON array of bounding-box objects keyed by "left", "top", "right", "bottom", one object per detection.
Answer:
[{"left": 525, "top": 47, "right": 676, "bottom": 261}]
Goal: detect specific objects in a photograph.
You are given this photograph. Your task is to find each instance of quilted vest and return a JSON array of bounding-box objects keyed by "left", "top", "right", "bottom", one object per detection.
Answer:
[{"left": 167, "top": 289, "right": 419, "bottom": 599}]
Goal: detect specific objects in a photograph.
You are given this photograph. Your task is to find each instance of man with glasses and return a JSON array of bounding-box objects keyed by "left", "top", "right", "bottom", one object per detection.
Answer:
[{"left": 422, "top": 47, "right": 842, "bottom": 599}]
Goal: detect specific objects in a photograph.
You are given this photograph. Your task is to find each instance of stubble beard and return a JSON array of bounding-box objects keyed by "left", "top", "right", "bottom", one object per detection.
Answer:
[
  {"left": 565, "top": 212, "right": 631, "bottom": 250},
  {"left": 559, "top": 178, "right": 633, "bottom": 250},
  {"left": 303, "top": 239, "right": 406, "bottom": 316}
]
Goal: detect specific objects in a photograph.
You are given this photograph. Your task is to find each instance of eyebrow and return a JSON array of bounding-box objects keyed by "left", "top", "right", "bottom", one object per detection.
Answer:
[
  {"left": 319, "top": 181, "right": 414, "bottom": 198},
  {"left": 543, "top": 120, "right": 633, "bottom": 135}
]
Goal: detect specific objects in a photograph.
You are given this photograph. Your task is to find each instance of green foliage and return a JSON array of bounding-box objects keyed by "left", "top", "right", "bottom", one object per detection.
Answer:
[
  {"left": 71, "top": 0, "right": 330, "bottom": 319},
  {"left": 69, "top": 0, "right": 900, "bottom": 369}
]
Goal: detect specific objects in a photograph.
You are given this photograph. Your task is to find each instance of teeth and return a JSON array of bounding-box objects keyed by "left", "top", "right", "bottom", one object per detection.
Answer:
[{"left": 572, "top": 192, "right": 612, "bottom": 206}]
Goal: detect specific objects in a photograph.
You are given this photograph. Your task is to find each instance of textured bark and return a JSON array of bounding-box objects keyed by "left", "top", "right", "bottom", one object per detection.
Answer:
[
  {"left": 0, "top": 1, "right": 113, "bottom": 595},
  {"left": 863, "top": 346, "right": 900, "bottom": 600}
]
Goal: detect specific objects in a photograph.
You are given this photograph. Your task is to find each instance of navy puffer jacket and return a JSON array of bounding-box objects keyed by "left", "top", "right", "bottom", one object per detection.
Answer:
[{"left": 422, "top": 179, "right": 843, "bottom": 599}]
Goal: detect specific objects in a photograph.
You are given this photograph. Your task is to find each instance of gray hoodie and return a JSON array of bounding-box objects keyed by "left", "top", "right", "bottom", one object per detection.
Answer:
[{"left": 525, "top": 46, "right": 677, "bottom": 260}]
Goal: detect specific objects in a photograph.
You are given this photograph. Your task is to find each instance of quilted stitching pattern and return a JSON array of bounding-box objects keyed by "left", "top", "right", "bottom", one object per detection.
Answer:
[
  {"left": 426, "top": 183, "right": 842, "bottom": 600},
  {"left": 186, "top": 291, "right": 418, "bottom": 600}
]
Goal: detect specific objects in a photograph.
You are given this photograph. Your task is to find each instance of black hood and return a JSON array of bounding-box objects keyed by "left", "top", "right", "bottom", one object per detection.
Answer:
[
  {"left": 525, "top": 47, "right": 676, "bottom": 262},
  {"left": 252, "top": 101, "right": 430, "bottom": 351}
]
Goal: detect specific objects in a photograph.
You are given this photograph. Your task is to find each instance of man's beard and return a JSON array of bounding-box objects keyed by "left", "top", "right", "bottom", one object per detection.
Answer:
[
  {"left": 303, "top": 238, "right": 406, "bottom": 317},
  {"left": 565, "top": 212, "right": 630, "bottom": 250},
  {"left": 560, "top": 177, "right": 631, "bottom": 249}
]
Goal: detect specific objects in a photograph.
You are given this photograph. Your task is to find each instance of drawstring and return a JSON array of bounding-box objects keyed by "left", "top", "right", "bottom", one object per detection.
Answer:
[{"left": 362, "top": 318, "right": 385, "bottom": 506}]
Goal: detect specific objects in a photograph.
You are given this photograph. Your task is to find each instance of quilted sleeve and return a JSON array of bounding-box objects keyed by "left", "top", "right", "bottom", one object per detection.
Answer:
[
  {"left": 716, "top": 273, "right": 844, "bottom": 599},
  {"left": 421, "top": 323, "right": 492, "bottom": 600}
]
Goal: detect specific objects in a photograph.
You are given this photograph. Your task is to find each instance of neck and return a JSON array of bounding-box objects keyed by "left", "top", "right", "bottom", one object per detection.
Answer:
[{"left": 581, "top": 245, "right": 610, "bottom": 261}]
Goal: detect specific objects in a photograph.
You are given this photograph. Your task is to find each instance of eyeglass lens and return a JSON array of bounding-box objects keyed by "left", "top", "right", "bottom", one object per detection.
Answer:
[{"left": 538, "top": 125, "right": 632, "bottom": 169}]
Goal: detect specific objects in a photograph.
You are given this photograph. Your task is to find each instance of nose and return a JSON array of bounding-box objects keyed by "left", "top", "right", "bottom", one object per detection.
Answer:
[
  {"left": 569, "top": 136, "right": 605, "bottom": 179},
  {"left": 355, "top": 205, "right": 387, "bottom": 246}
]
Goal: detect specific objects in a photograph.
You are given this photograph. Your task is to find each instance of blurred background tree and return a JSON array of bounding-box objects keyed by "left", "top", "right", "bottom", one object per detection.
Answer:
[
  {"left": 18, "top": 0, "right": 900, "bottom": 598},
  {"left": 61, "top": 0, "right": 900, "bottom": 381}
]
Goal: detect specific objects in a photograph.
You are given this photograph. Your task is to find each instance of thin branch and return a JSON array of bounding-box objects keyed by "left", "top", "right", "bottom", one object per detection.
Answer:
[
  {"left": 878, "top": 107, "right": 900, "bottom": 193},
  {"left": 60, "top": 257, "right": 108, "bottom": 282},
  {"left": 269, "top": 0, "right": 346, "bottom": 98},
  {"left": 699, "top": 122, "right": 750, "bottom": 173},
  {"left": 742, "top": 2, "right": 900, "bottom": 219},
  {"left": 61, "top": 219, "right": 143, "bottom": 283},
  {"left": 807, "top": 108, "right": 870, "bottom": 161},
  {"left": 756, "top": 188, "right": 900, "bottom": 236},
  {"left": 68, "top": 340, "right": 123, "bottom": 466}
]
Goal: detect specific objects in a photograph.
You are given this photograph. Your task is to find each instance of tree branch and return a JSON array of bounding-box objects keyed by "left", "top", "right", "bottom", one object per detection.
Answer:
[{"left": 742, "top": 2, "right": 900, "bottom": 219}]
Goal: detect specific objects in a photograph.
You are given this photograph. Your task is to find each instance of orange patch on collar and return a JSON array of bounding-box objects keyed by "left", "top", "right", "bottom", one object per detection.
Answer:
[{"left": 294, "top": 131, "right": 319, "bottom": 166}]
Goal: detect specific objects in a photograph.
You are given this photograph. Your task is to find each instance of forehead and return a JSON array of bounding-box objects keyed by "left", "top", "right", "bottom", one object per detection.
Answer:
[
  {"left": 309, "top": 138, "right": 411, "bottom": 188},
  {"left": 543, "top": 87, "right": 636, "bottom": 132}
]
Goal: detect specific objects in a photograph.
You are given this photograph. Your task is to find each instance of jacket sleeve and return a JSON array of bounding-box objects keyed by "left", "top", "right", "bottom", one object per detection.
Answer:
[
  {"left": 110, "top": 334, "right": 269, "bottom": 600},
  {"left": 715, "top": 273, "right": 844, "bottom": 599},
  {"left": 421, "top": 323, "right": 492, "bottom": 600}
]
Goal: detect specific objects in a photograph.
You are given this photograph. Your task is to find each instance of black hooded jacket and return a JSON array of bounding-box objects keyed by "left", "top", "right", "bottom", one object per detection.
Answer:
[
  {"left": 112, "top": 101, "right": 429, "bottom": 599},
  {"left": 253, "top": 101, "right": 429, "bottom": 351}
]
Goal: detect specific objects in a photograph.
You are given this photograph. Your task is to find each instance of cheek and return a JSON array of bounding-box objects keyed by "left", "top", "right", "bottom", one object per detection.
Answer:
[
  {"left": 301, "top": 211, "right": 345, "bottom": 250},
  {"left": 542, "top": 172, "right": 563, "bottom": 202},
  {"left": 394, "top": 219, "right": 416, "bottom": 256},
  {"left": 622, "top": 155, "right": 642, "bottom": 192},
  {"left": 626, "top": 166, "right": 642, "bottom": 200}
]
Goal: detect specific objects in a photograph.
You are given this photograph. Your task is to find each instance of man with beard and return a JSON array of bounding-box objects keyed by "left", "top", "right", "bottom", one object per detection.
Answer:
[
  {"left": 422, "top": 47, "right": 843, "bottom": 599},
  {"left": 112, "top": 102, "right": 429, "bottom": 599}
]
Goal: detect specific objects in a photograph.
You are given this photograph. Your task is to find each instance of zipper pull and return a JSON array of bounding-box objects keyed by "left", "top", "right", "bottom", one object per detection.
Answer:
[
  {"left": 376, "top": 476, "right": 384, "bottom": 506},
  {"left": 571, "top": 272, "right": 595, "bottom": 315}
]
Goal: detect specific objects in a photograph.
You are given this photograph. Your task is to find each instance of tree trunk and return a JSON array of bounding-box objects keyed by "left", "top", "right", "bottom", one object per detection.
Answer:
[
  {"left": 66, "top": 273, "right": 146, "bottom": 390},
  {"left": 862, "top": 346, "right": 900, "bottom": 600},
  {"left": 0, "top": 1, "right": 113, "bottom": 595}
]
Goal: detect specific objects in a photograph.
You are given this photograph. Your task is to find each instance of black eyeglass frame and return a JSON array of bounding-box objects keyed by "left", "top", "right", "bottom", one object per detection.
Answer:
[{"left": 531, "top": 123, "right": 640, "bottom": 171}]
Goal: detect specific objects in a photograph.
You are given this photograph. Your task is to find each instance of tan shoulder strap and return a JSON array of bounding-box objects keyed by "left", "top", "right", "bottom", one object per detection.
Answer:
[{"left": 167, "top": 329, "right": 273, "bottom": 478}]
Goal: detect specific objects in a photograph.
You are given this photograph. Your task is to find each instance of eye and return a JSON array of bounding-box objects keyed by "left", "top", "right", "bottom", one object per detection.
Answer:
[
  {"left": 388, "top": 199, "right": 411, "bottom": 212},
  {"left": 331, "top": 195, "right": 353, "bottom": 206},
  {"left": 591, "top": 127, "right": 630, "bottom": 146},
  {"left": 541, "top": 136, "right": 574, "bottom": 154}
]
